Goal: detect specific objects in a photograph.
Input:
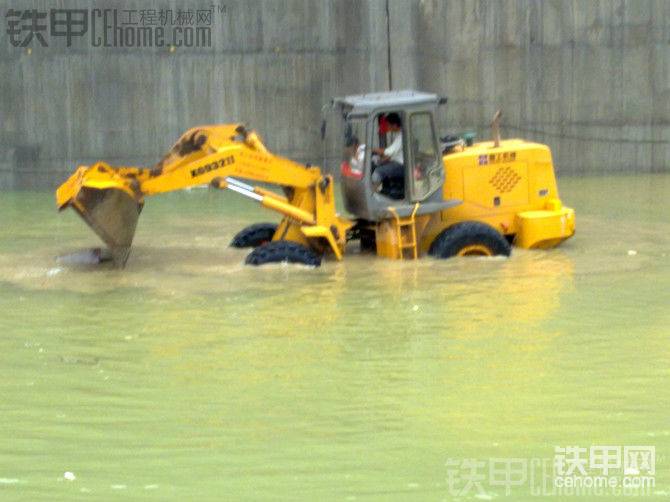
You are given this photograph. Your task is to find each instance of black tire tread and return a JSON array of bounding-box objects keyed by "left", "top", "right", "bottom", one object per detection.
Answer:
[
  {"left": 429, "top": 221, "right": 511, "bottom": 258},
  {"left": 230, "top": 222, "right": 278, "bottom": 248},
  {"left": 245, "top": 240, "right": 321, "bottom": 267}
]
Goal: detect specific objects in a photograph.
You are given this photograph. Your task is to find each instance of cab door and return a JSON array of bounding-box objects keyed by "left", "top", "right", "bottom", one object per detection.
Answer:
[{"left": 407, "top": 111, "right": 444, "bottom": 201}]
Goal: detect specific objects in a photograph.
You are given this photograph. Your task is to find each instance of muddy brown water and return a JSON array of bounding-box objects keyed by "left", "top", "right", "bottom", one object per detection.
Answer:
[{"left": 0, "top": 174, "right": 668, "bottom": 500}]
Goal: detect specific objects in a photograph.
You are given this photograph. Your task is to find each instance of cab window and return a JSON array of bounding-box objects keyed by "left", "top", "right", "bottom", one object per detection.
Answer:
[
  {"left": 341, "top": 118, "right": 366, "bottom": 179},
  {"left": 409, "top": 112, "right": 442, "bottom": 201}
]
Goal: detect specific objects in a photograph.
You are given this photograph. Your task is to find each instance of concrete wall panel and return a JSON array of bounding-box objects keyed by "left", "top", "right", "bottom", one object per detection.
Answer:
[{"left": 0, "top": 0, "right": 668, "bottom": 189}]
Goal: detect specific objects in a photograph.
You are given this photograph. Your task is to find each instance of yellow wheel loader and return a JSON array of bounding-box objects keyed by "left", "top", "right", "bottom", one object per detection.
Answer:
[{"left": 56, "top": 91, "right": 575, "bottom": 267}]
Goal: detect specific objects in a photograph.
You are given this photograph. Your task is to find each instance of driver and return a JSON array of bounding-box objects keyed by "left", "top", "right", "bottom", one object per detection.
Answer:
[{"left": 371, "top": 113, "right": 404, "bottom": 197}]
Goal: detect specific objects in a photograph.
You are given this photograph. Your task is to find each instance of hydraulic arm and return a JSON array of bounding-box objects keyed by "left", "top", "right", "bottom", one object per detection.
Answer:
[{"left": 56, "top": 124, "right": 352, "bottom": 265}]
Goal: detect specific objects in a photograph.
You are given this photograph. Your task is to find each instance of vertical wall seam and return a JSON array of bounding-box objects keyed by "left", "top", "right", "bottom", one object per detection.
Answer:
[{"left": 385, "top": 0, "right": 393, "bottom": 90}]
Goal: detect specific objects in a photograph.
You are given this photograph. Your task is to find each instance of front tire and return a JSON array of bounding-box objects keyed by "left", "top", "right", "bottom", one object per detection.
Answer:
[
  {"left": 429, "top": 221, "right": 511, "bottom": 258},
  {"left": 245, "top": 240, "right": 322, "bottom": 267},
  {"left": 230, "top": 222, "right": 278, "bottom": 248}
]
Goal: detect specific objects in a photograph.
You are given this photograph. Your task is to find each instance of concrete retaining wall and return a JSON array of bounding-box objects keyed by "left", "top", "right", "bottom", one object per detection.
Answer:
[
  {"left": 390, "top": 0, "right": 670, "bottom": 175},
  {"left": 0, "top": 0, "right": 668, "bottom": 189}
]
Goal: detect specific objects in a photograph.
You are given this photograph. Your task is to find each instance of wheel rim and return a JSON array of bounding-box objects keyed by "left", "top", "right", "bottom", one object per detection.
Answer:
[{"left": 457, "top": 244, "right": 493, "bottom": 256}]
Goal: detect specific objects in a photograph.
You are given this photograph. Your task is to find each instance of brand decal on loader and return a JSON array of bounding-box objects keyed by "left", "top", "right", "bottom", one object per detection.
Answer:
[
  {"left": 190, "top": 156, "right": 235, "bottom": 178},
  {"left": 486, "top": 151, "right": 517, "bottom": 164}
]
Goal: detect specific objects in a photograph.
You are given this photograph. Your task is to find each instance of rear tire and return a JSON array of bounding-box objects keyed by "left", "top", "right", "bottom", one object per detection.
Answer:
[
  {"left": 245, "top": 240, "right": 322, "bottom": 267},
  {"left": 429, "top": 221, "right": 511, "bottom": 258},
  {"left": 230, "top": 222, "right": 278, "bottom": 248}
]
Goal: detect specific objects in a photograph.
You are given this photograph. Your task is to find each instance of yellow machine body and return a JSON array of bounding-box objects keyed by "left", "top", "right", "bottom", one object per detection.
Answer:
[
  {"left": 442, "top": 139, "right": 573, "bottom": 249},
  {"left": 371, "top": 139, "right": 575, "bottom": 259}
]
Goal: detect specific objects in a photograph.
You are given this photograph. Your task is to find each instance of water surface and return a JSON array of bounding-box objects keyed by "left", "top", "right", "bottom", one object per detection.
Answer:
[{"left": 0, "top": 174, "right": 668, "bottom": 500}]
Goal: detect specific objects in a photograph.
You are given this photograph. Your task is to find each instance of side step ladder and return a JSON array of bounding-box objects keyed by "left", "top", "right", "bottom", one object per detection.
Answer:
[{"left": 387, "top": 203, "right": 420, "bottom": 259}]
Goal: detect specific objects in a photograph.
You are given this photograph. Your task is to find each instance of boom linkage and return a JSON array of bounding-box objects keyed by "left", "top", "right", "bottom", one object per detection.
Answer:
[{"left": 56, "top": 124, "right": 352, "bottom": 266}]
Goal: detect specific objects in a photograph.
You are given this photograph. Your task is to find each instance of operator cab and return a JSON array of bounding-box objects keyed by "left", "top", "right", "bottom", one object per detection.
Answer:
[{"left": 332, "top": 90, "right": 452, "bottom": 221}]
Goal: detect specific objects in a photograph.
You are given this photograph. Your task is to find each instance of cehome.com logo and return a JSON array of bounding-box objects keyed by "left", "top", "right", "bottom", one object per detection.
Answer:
[{"left": 5, "top": 7, "right": 223, "bottom": 48}]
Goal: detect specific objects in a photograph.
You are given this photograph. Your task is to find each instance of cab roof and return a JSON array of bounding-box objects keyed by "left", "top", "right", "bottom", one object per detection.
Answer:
[{"left": 332, "top": 90, "right": 442, "bottom": 113}]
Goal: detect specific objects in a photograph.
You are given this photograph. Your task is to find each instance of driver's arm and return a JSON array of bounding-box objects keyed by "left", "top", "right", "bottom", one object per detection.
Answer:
[
  {"left": 372, "top": 146, "right": 387, "bottom": 158},
  {"left": 380, "top": 134, "right": 402, "bottom": 160}
]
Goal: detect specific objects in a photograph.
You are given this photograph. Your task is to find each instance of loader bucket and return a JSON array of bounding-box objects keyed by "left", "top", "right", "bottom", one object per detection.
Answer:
[{"left": 64, "top": 186, "right": 142, "bottom": 267}]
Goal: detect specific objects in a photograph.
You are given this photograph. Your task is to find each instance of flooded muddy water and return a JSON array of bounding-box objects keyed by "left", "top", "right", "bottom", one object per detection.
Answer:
[{"left": 0, "top": 174, "right": 668, "bottom": 500}]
